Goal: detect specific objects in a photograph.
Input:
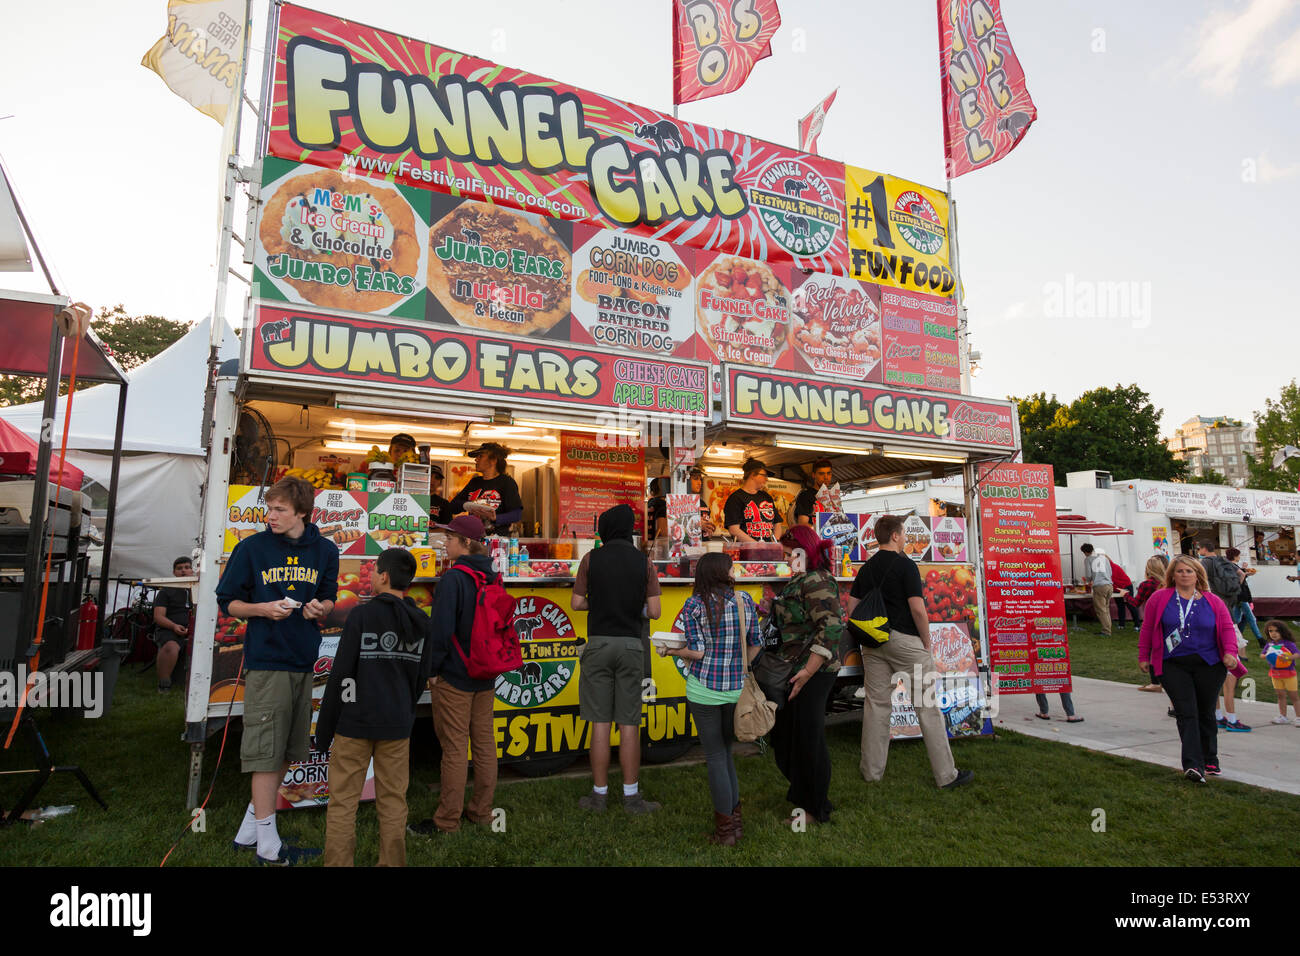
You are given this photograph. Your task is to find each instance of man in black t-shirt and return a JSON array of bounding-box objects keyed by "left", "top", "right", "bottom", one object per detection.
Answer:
[
  {"left": 723, "top": 458, "right": 783, "bottom": 543},
  {"left": 429, "top": 463, "right": 451, "bottom": 525},
  {"left": 847, "top": 514, "right": 970, "bottom": 791},
  {"left": 792, "top": 458, "right": 834, "bottom": 526},
  {"left": 152, "top": 556, "right": 194, "bottom": 693},
  {"left": 448, "top": 442, "right": 523, "bottom": 535}
]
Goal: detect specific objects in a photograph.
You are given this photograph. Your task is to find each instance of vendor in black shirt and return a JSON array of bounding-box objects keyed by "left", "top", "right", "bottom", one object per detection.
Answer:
[
  {"left": 152, "top": 555, "right": 193, "bottom": 693},
  {"left": 646, "top": 477, "right": 668, "bottom": 542},
  {"left": 429, "top": 463, "right": 452, "bottom": 525},
  {"left": 449, "top": 442, "right": 523, "bottom": 536},
  {"left": 792, "top": 458, "right": 834, "bottom": 526},
  {"left": 723, "top": 458, "right": 783, "bottom": 543}
]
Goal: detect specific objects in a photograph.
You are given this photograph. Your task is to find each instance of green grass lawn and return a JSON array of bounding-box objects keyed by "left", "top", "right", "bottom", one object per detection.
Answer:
[
  {"left": 1067, "top": 618, "right": 1298, "bottom": 706},
  {"left": 4, "top": 662, "right": 1300, "bottom": 866}
]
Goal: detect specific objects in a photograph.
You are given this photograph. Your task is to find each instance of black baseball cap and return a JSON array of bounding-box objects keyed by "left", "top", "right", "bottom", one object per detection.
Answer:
[
  {"left": 467, "top": 441, "right": 509, "bottom": 459},
  {"left": 742, "top": 457, "right": 769, "bottom": 478},
  {"left": 429, "top": 463, "right": 444, "bottom": 480},
  {"left": 389, "top": 433, "right": 416, "bottom": 448}
]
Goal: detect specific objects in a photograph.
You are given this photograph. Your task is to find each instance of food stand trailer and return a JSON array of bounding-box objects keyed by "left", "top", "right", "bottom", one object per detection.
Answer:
[{"left": 182, "top": 3, "right": 1022, "bottom": 805}]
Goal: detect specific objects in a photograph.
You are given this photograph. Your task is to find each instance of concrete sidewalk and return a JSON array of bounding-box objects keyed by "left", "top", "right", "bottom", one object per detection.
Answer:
[{"left": 994, "top": 676, "right": 1300, "bottom": 795}]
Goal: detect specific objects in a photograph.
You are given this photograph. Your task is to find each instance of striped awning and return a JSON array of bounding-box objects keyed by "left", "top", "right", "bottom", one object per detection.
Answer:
[{"left": 1057, "top": 513, "right": 1132, "bottom": 536}]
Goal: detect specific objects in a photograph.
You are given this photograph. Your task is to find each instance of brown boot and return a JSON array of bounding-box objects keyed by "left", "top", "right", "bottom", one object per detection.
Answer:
[
  {"left": 708, "top": 811, "right": 737, "bottom": 846},
  {"left": 731, "top": 801, "right": 743, "bottom": 842}
]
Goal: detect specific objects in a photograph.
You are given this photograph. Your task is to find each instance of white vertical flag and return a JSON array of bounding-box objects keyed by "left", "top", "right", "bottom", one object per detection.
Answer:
[{"left": 141, "top": 0, "right": 246, "bottom": 125}]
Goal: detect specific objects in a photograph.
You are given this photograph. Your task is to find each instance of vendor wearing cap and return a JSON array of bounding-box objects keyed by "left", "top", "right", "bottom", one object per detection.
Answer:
[
  {"left": 388, "top": 432, "right": 418, "bottom": 466},
  {"left": 724, "top": 458, "right": 783, "bottom": 543},
  {"left": 792, "top": 458, "right": 834, "bottom": 526},
  {"left": 429, "top": 463, "right": 451, "bottom": 525},
  {"left": 448, "top": 442, "right": 523, "bottom": 536}
]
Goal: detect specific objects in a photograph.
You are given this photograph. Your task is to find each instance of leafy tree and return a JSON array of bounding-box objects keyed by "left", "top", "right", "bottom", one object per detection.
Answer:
[
  {"left": 1009, "top": 384, "right": 1184, "bottom": 484},
  {"left": 0, "top": 305, "right": 190, "bottom": 407},
  {"left": 1248, "top": 379, "right": 1300, "bottom": 492},
  {"left": 1187, "top": 468, "right": 1228, "bottom": 485}
]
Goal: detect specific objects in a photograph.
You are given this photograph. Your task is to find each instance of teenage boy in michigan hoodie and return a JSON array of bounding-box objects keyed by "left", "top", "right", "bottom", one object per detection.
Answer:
[
  {"left": 315, "top": 547, "right": 433, "bottom": 867},
  {"left": 218, "top": 477, "right": 338, "bottom": 866}
]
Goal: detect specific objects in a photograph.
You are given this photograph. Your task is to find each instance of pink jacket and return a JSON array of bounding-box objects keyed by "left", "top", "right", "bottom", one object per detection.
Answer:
[{"left": 1139, "top": 588, "right": 1237, "bottom": 676}]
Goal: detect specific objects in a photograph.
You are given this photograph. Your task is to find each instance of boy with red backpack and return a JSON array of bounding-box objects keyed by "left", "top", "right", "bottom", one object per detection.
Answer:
[{"left": 408, "top": 516, "right": 516, "bottom": 835}]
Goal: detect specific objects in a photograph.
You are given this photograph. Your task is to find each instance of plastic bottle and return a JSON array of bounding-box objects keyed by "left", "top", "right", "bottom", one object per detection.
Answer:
[
  {"left": 842, "top": 548, "right": 852, "bottom": 578},
  {"left": 519, "top": 544, "right": 530, "bottom": 563}
]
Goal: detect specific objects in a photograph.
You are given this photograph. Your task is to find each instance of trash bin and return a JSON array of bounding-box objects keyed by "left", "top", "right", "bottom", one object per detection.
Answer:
[{"left": 93, "top": 638, "right": 130, "bottom": 719}]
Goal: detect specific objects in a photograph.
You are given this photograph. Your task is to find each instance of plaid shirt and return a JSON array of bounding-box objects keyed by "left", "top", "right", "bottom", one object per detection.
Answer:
[{"left": 682, "top": 591, "right": 763, "bottom": 692}]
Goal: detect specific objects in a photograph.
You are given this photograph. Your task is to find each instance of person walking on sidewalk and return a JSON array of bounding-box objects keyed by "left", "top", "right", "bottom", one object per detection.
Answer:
[
  {"left": 408, "top": 516, "right": 501, "bottom": 836},
  {"left": 657, "top": 553, "right": 762, "bottom": 845},
  {"left": 1226, "top": 548, "right": 1264, "bottom": 648},
  {"left": 1081, "top": 543, "right": 1113, "bottom": 636},
  {"left": 316, "top": 548, "right": 433, "bottom": 866},
  {"left": 1139, "top": 555, "right": 1242, "bottom": 783},
  {"left": 850, "top": 515, "right": 972, "bottom": 792},
  {"left": 572, "top": 504, "right": 663, "bottom": 814},
  {"left": 1136, "top": 554, "right": 1169, "bottom": 694}
]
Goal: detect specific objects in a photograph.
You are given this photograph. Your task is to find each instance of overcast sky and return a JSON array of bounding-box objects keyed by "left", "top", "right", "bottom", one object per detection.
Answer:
[{"left": 2, "top": 0, "right": 1297, "bottom": 435}]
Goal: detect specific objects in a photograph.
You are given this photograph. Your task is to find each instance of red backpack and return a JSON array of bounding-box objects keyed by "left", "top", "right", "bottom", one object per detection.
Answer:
[{"left": 448, "top": 565, "right": 522, "bottom": 679}]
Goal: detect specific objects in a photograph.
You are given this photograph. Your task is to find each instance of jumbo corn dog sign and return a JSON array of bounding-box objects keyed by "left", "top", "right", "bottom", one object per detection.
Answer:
[{"left": 269, "top": 4, "right": 848, "bottom": 274}]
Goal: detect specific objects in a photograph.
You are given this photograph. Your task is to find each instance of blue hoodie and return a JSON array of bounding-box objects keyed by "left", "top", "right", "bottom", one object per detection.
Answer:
[{"left": 216, "top": 523, "right": 339, "bottom": 672}]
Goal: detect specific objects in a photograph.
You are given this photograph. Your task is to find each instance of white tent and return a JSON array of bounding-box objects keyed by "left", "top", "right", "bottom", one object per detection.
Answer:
[{"left": 0, "top": 317, "right": 240, "bottom": 581}]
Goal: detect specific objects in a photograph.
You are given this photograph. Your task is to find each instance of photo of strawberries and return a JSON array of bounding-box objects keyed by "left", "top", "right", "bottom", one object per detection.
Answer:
[{"left": 923, "top": 565, "right": 977, "bottom": 623}]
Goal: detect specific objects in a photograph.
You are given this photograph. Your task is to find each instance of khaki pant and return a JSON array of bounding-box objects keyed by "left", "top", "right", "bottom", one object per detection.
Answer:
[
  {"left": 861, "top": 630, "right": 958, "bottom": 788},
  {"left": 1091, "top": 584, "right": 1113, "bottom": 636},
  {"left": 432, "top": 682, "right": 498, "bottom": 832},
  {"left": 324, "top": 734, "right": 410, "bottom": 867}
]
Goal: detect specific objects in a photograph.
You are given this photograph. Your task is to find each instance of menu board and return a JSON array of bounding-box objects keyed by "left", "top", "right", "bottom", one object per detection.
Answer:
[
  {"left": 878, "top": 288, "right": 960, "bottom": 393},
  {"left": 556, "top": 433, "right": 646, "bottom": 537},
  {"left": 569, "top": 225, "right": 696, "bottom": 357},
  {"left": 1133, "top": 480, "right": 1300, "bottom": 526},
  {"left": 788, "top": 274, "right": 881, "bottom": 380},
  {"left": 978, "top": 463, "right": 1070, "bottom": 695},
  {"left": 693, "top": 252, "right": 793, "bottom": 368}
]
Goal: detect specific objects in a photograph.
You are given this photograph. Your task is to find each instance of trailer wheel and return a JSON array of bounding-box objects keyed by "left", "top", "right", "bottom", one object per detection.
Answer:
[
  {"left": 507, "top": 754, "right": 578, "bottom": 778},
  {"left": 641, "top": 738, "right": 693, "bottom": 764}
]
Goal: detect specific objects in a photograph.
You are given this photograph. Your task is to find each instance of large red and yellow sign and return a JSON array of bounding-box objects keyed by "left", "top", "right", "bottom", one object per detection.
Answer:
[
  {"left": 249, "top": 303, "right": 711, "bottom": 418},
  {"left": 268, "top": 3, "right": 847, "bottom": 274}
]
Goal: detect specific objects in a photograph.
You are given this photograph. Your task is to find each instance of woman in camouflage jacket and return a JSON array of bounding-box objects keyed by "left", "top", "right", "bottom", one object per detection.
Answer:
[{"left": 768, "top": 524, "right": 844, "bottom": 824}]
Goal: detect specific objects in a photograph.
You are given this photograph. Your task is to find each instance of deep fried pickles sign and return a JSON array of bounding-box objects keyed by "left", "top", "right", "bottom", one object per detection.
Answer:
[
  {"left": 250, "top": 304, "right": 709, "bottom": 417},
  {"left": 269, "top": 3, "right": 847, "bottom": 273},
  {"left": 722, "top": 366, "right": 1017, "bottom": 451}
]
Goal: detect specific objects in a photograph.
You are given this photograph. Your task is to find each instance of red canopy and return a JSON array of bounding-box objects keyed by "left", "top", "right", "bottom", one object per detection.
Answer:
[
  {"left": 1057, "top": 513, "right": 1132, "bottom": 536},
  {"left": 0, "top": 416, "right": 84, "bottom": 489}
]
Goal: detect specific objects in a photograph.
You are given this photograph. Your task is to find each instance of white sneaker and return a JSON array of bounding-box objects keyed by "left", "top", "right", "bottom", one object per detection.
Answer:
[
  {"left": 1293, "top": 718, "right": 1300, "bottom": 728},
  {"left": 1272, "top": 715, "right": 1291, "bottom": 725}
]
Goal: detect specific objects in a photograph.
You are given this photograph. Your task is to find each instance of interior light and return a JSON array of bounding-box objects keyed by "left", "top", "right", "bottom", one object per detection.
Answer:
[
  {"left": 514, "top": 418, "right": 641, "bottom": 437},
  {"left": 881, "top": 449, "right": 967, "bottom": 463},
  {"left": 703, "top": 466, "right": 744, "bottom": 478},
  {"left": 774, "top": 439, "right": 868, "bottom": 455},
  {"left": 323, "top": 440, "right": 467, "bottom": 457}
]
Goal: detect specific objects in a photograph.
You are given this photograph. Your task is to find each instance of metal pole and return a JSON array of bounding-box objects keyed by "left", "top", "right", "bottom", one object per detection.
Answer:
[
  {"left": 964, "top": 460, "right": 993, "bottom": 716},
  {"left": 185, "top": 375, "right": 239, "bottom": 808},
  {"left": 18, "top": 318, "right": 64, "bottom": 656},
  {"left": 95, "top": 381, "right": 127, "bottom": 643}
]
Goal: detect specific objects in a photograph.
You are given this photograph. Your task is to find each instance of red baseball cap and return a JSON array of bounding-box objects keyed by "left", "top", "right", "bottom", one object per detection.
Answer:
[{"left": 432, "top": 515, "right": 486, "bottom": 540}]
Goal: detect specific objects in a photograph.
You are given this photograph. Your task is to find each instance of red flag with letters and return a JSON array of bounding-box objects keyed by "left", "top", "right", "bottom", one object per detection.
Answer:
[
  {"left": 674, "top": 0, "right": 782, "bottom": 104},
  {"left": 798, "top": 89, "right": 837, "bottom": 154},
  {"left": 938, "top": 0, "right": 1037, "bottom": 178}
]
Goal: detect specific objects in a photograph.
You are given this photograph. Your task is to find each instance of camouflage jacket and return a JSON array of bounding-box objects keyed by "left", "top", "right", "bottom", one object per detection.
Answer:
[{"left": 771, "top": 569, "right": 844, "bottom": 672}]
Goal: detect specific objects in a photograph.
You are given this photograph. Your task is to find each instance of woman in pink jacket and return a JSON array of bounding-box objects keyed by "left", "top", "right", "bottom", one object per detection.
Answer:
[{"left": 1138, "top": 555, "right": 1242, "bottom": 783}]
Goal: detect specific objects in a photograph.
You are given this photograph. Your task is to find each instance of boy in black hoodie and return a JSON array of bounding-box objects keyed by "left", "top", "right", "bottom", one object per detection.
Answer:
[
  {"left": 407, "top": 516, "right": 500, "bottom": 835},
  {"left": 316, "top": 548, "right": 432, "bottom": 867}
]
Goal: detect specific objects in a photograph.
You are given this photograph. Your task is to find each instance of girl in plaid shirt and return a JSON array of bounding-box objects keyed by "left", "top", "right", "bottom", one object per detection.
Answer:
[{"left": 658, "top": 553, "right": 762, "bottom": 846}]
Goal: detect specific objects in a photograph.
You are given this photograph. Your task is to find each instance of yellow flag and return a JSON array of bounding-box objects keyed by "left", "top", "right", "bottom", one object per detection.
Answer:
[{"left": 141, "top": 0, "right": 246, "bottom": 125}]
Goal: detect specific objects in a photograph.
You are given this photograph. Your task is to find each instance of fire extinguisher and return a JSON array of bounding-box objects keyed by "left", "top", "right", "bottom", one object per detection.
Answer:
[{"left": 77, "top": 595, "right": 99, "bottom": 651}]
